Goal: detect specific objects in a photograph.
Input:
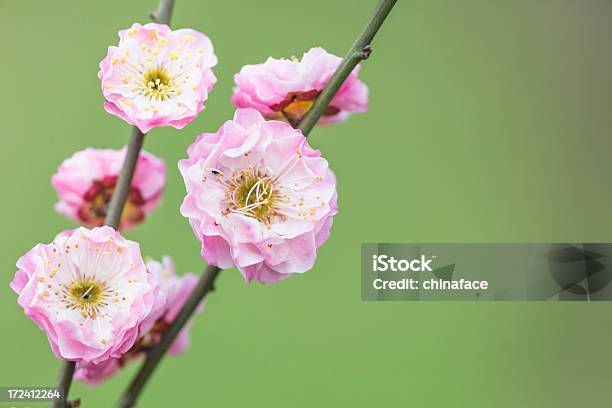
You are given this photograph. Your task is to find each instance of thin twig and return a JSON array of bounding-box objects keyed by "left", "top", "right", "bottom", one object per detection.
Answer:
[
  {"left": 49, "top": 0, "right": 179, "bottom": 403},
  {"left": 298, "top": 0, "right": 398, "bottom": 136},
  {"left": 105, "top": 127, "right": 145, "bottom": 229},
  {"left": 116, "top": 0, "right": 397, "bottom": 406},
  {"left": 149, "top": 0, "right": 176, "bottom": 25}
]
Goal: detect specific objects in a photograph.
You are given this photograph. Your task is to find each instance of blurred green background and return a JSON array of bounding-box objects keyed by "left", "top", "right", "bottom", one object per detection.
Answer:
[{"left": 2, "top": 0, "right": 612, "bottom": 406}]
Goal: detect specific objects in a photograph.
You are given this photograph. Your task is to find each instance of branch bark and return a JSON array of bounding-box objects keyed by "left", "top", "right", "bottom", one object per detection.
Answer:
[
  {"left": 49, "top": 1, "right": 178, "bottom": 405},
  {"left": 105, "top": 127, "right": 145, "bottom": 229},
  {"left": 115, "top": 0, "right": 397, "bottom": 406}
]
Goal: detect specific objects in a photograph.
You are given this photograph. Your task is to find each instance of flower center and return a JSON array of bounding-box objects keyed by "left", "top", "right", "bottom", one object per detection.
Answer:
[
  {"left": 64, "top": 280, "right": 111, "bottom": 319},
  {"left": 140, "top": 67, "right": 175, "bottom": 101},
  {"left": 224, "top": 169, "right": 283, "bottom": 225},
  {"left": 79, "top": 177, "right": 145, "bottom": 227}
]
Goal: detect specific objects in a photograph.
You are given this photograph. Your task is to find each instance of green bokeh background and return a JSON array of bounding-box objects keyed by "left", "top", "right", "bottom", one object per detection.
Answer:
[{"left": 2, "top": 0, "right": 611, "bottom": 406}]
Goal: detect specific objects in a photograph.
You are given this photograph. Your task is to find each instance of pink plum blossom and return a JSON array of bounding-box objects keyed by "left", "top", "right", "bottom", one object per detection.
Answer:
[
  {"left": 179, "top": 108, "right": 338, "bottom": 284},
  {"left": 51, "top": 147, "right": 166, "bottom": 231},
  {"left": 99, "top": 23, "right": 217, "bottom": 133},
  {"left": 74, "top": 256, "right": 202, "bottom": 386},
  {"left": 231, "top": 47, "right": 368, "bottom": 126},
  {"left": 10, "top": 227, "right": 159, "bottom": 364}
]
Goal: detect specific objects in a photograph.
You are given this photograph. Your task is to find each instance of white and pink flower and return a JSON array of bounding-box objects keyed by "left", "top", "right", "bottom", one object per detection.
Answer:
[
  {"left": 51, "top": 147, "right": 166, "bottom": 231},
  {"left": 10, "top": 227, "right": 159, "bottom": 364},
  {"left": 99, "top": 23, "right": 217, "bottom": 133},
  {"left": 231, "top": 47, "right": 368, "bottom": 126},
  {"left": 74, "top": 256, "right": 202, "bottom": 387},
  {"left": 179, "top": 108, "right": 338, "bottom": 284}
]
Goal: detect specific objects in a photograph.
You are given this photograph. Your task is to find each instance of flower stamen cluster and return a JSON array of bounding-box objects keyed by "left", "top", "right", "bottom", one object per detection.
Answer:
[
  {"left": 137, "top": 67, "right": 176, "bottom": 101},
  {"left": 63, "top": 280, "right": 112, "bottom": 320},
  {"left": 216, "top": 165, "right": 289, "bottom": 225}
]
